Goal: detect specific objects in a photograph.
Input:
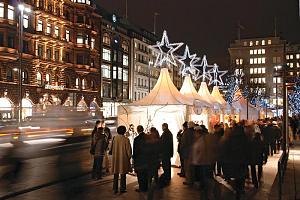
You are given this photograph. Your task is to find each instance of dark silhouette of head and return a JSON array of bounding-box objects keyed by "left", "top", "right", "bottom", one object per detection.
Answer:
[{"left": 117, "top": 126, "right": 126, "bottom": 135}]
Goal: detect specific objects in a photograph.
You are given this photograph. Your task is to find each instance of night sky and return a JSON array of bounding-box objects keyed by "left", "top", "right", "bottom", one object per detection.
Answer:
[{"left": 96, "top": 0, "right": 300, "bottom": 68}]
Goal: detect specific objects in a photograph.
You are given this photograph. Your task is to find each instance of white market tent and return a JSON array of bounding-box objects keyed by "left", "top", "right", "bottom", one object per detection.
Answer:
[
  {"left": 118, "top": 68, "right": 192, "bottom": 164},
  {"left": 211, "top": 86, "right": 228, "bottom": 122},
  {"left": 180, "top": 75, "right": 211, "bottom": 128},
  {"left": 232, "top": 90, "right": 260, "bottom": 121}
]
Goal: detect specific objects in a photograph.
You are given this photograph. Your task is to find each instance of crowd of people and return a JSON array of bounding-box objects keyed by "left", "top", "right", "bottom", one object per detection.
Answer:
[{"left": 89, "top": 116, "right": 300, "bottom": 199}]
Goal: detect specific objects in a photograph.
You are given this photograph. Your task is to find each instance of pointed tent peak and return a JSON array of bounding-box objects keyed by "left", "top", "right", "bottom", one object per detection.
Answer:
[
  {"left": 132, "top": 68, "right": 193, "bottom": 106},
  {"left": 198, "top": 82, "right": 221, "bottom": 107},
  {"left": 211, "top": 86, "right": 227, "bottom": 106}
]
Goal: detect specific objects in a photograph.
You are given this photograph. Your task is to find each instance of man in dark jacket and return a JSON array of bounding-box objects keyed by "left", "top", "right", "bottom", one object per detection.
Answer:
[
  {"left": 177, "top": 122, "right": 188, "bottom": 177},
  {"left": 250, "top": 132, "right": 264, "bottom": 188},
  {"left": 133, "top": 125, "right": 148, "bottom": 192},
  {"left": 159, "top": 123, "right": 173, "bottom": 185}
]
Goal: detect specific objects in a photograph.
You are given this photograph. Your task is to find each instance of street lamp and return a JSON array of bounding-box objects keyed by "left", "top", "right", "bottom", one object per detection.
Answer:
[{"left": 17, "top": 3, "right": 31, "bottom": 124}]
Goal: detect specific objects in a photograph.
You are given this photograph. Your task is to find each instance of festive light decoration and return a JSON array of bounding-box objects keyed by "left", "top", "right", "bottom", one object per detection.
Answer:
[
  {"left": 288, "top": 77, "right": 300, "bottom": 114},
  {"left": 207, "top": 63, "right": 228, "bottom": 86},
  {"left": 177, "top": 45, "right": 201, "bottom": 78},
  {"left": 151, "top": 30, "right": 183, "bottom": 67},
  {"left": 225, "top": 75, "right": 241, "bottom": 105},
  {"left": 194, "top": 55, "right": 212, "bottom": 82},
  {"left": 234, "top": 69, "right": 245, "bottom": 85}
]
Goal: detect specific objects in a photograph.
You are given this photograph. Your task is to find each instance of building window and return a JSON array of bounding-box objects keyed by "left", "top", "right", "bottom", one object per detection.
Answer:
[
  {"left": 0, "top": 3, "right": 4, "bottom": 18},
  {"left": 123, "top": 55, "right": 128, "bottom": 66},
  {"left": 46, "top": 48, "right": 52, "bottom": 60},
  {"left": 85, "top": 34, "right": 89, "bottom": 45},
  {"left": 76, "top": 33, "right": 84, "bottom": 44},
  {"left": 250, "top": 68, "right": 253, "bottom": 74},
  {"left": 250, "top": 50, "right": 253, "bottom": 55},
  {"left": 23, "top": 40, "right": 29, "bottom": 53},
  {"left": 118, "top": 67, "right": 122, "bottom": 80},
  {"left": 296, "top": 54, "right": 300, "bottom": 59},
  {"left": 123, "top": 69, "right": 128, "bottom": 81},
  {"left": 76, "top": 55, "right": 84, "bottom": 64},
  {"left": 113, "top": 66, "right": 117, "bottom": 79},
  {"left": 91, "top": 38, "right": 95, "bottom": 49},
  {"left": 122, "top": 42, "right": 129, "bottom": 52},
  {"left": 262, "top": 57, "right": 266, "bottom": 64},
  {"left": 254, "top": 49, "right": 257, "bottom": 55},
  {"left": 54, "top": 50, "right": 59, "bottom": 61},
  {"left": 65, "top": 76, "right": 70, "bottom": 88},
  {"left": 102, "top": 48, "right": 111, "bottom": 61},
  {"left": 23, "top": 15, "right": 29, "bottom": 28},
  {"left": 91, "top": 80, "right": 95, "bottom": 90},
  {"left": 8, "top": 35, "right": 14, "bottom": 48},
  {"left": 243, "top": 41, "right": 247, "bottom": 46},
  {"left": 273, "top": 88, "right": 277, "bottom": 94},
  {"left": 103, "top": 83, "right": 111, "bottom": 98},
  {"left": 249, "top": 41, "right": 253, "bottom": 46},
  {"left": 0, "top": 32, "right": 3, "bottom": 46},
  {"left": 46, "top": 23, "right": 51, "bottom": 34},
  {"left": 262, "top": 40, "right": 265, "bottom": 45},
  {"left": 103, "top": 33, "right": 111, "bottom": 45},
  {"left": 65, "top": 30, "right": 70, "bottom": 42},
  {"left": 82, "top": 79, "right": 86, "bottom": 89},
  {"left": 253, "top": 58, "right": 257, "bottom": 64},
  {"left": 37, "top": 45, "right": 43, "bottom": 57},
  {"left": 290, "top": 54, "right": 294, "bottom": 59},
  {"left": 8, "top": 5, "right": 14, "bottom": 20},
  {"left": 258, "top": 58, "right": 262, "bottom": 64},
  {"left": 77, "top": 15, "right": 84, "bottom": 23},
  {"left": 101, "top": 65, "right": 111, "bottom": 78},
  {"left": 268, "top": 39, "right": 272, "bottom": 45},
  {"left": 290, "top": 63, "right": 294, "bottom": 68},
  {"left": 6, "top": 68, "right": 13, "bottom": 82},
  {"left": 262, "top": 67, "right": 266, "bottom": 73},
  {"left": 75, "top": 78, "right": 80, "bottom": 88},
  {"left": 54, "top": 26, "right": 59, "bottom": 37},
  {"left": 22, "top": 71, "right": 29, "bottom": 84},
  {"left": 258, "top": 49, "right": 261, "bottom": 55},
  {"left": 262, "top": 78, "right": 266, "bottom": 83},
  {"left": 37, "top": 19, "right": 43, "bottom": 31},
  {"left": 45, "top": 73, "right": 51, "bottom": 83},
  {"left": 37, "top": 72, "right": 42, "bottom": 85},
  {"left": 261, "top": 49, "right": 265, "bottom": 54},
  {"left": 64, "top": 52, "right": 70, "bottom": 63},
  {"left": 255, "top": 41, "right": 259, "bottom": 45}
]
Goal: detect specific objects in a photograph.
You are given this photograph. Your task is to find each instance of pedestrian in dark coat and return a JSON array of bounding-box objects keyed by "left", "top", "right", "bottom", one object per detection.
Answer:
[
  {"left": 133, "top": 125, "right": 148, "bottom": 192},
  {"left": 177, "top": 122, "right": 188, "bottom": 177},
  {"left": 159, "top": 123, "right": 173, "bottom": 185},
  {"left": 221, "top": 123, "right": 249, "bottom": 200},
  {"left": 249, "top": 132, "right": 264, "bottom": 188}
]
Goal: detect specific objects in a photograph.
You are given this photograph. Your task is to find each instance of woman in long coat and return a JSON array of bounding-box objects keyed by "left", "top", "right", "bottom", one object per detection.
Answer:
[{"left": 110, "top": 126, "right": 132, "bottom": 193}]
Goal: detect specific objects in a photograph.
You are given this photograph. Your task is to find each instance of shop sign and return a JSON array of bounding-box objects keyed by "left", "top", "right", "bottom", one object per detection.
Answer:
[{"left": 45, "top": 84, "right": 65, "bottom": 90}]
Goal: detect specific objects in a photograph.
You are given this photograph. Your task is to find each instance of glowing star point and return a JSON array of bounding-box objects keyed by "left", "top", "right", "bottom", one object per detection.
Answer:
[
  {"left": 208, "top": 64, "right": 228, "bottom": 86},
  {"left": 150, "top": 30, "right": 183, "bottom": 68},
  {"left": 194, "top": 55, "right": 212, "bottom": 82},
  {"left": 177, "top": 45, "right": 201, "bottom": 78}
]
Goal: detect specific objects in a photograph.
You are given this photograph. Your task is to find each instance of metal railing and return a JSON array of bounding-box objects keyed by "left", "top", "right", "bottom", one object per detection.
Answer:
[{"left": 278, "top": 149, "right": 289, "bottom": 200}]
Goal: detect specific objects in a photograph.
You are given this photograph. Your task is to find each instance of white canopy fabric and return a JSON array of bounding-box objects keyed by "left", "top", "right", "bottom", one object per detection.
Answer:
[
  {"left": 211, "top": 86, "right": 227, "bottom": 107},
  {"left": 198, "top": 82, "right": 221, "bottom": 109},
  {"left": 232, "top": 90, "right": 259, "bottom": 121},
  {"left": 180, "top": 75, "right": 211, "bottom": 107},
  {"left": 132, "top": 68, "right": 193, "bottom": 106}
]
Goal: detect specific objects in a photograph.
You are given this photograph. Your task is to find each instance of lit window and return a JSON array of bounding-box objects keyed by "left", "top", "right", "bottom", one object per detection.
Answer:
[
  {"left": 243, "top": 41, "right": 247, "bottom": 46},
  {"left": 123, "top": 69, "right": 128, "bottom": 81},
  {"left": 250, "top": 78, "right": 253, "bottom": 83},
  {"left": 262, "top": 57, "right": 266, "bottom": 64},
  {"left": 290, "top": 55, "right": 294, "bottom": 59},
  {"left": 258, "top": 78, "right": 261, "bottom": 83},
  {"left": 23, "top": 15, "right": 29, "bottom": 28},
  {"left": 258, "top": 68, "right": 262, "bottom": 74},
  {"left": 261, "top": 49, "right": 265, "bottom": 54},
  {"left": 268, "top": 39, "right": 272, "bottom": 45},
  {"left": 254, "top": 49, "right": 257, "bottom": 55},
  {"left": 102, "top": 48, "right": 111, "bottom": 61},
  {"left": 289, "top": 72, "right": 294, "bottom": 76},
  {"left": 297, "top": 62, "right": 300, "bottom": 68},
  {"left": 76, "top": 33, "right": 84, "bottom": 44},
  {"left": 91, "top": 38, "right": 95, "bottom": 49},
  {"left": 236, "top": 59, "right": 239, "bottom": 65},
  {"left": 250, "top": 68, "right": 253, "bottom": 74},
  {"left": 250, "top": 50, "right": 253, "bottom": 55},
  {"left": 8, "top": 5, "right": 14, "bottom": 20},
  {"left": 286, "top": 55, "right": 290, "bottom": 60},
  {"left": 103, "top": 33, "right": 110, "bottom": 45},
  {"left": 54, "top": 26, "right": 59, "bottom": 37},
  {"left": 46, "top": 23, "right": 51, "bottom": 34},
  {"left": 37, "top": 19, "right": 43, "bottom": 31},
  {"left": 296, "top": 54, "right": 300, "bottom": 59},
  {"left": 273, "top": 88, "right": 277, "bottom": 94},
  {"left": 65, "top": 30, "right": 70, "bottom": 41},
  {"left": 123, "top": 55, "right": 128, "bottom": 66},
  {"left": 250, "top": 41, "right": 253, "bottom": 46},
  {"left": 254, "top": 78, "right": 257, "bottom": 83},
  {"left": 37, "top": 72, "right": 42, "bottom": 85},
  {"left": 290, "top": 63, "right": 294, "bottom": 68},
  {"left": 240, "top": 59, "right": 243, "bottom": 65},
  {"left": 254, "top": 68, "right": 257, "bottom": 74},
  {"left": 250, "top": 58, "right": 253, "bottom": 64},
  {"left": 85, "top": 35, "right": 89, "bottom": 45},
  {"left": 258, "top": 58, "right": 262, "bottom": 64},
  {"left": 82, "top": 79, "right": 86, "bottom": 89},
  {"left": 75, "top": 78, "right": 80, "bottom": 88},
  {"left": 0, "top": 3, "right": 4, "bottom": 18},
  {"left": 262, "top": 67, "right": 266, "bottom": 73},
  {"left": 113, "top": 66, "right": 117, "bottom": 79},
  {"left": 256, "top": 41, "right": 259, "bottom": 45},
  {"left": 101, "top": 65, "right": 111, "bottom": 78},
  {"left": 45, "top": 73, "right": 51, "bottom": 83},
  {"left": 262, "top": 40, "right": 265, "bottom": 45},
  {"left": 254, "top": 58, "right": 257, "bottom": 64},
  {"left": 258, "top": 49, "right": 261, "bottom": 54},
  {"left": 262, "top": 78, "right": 266, "bottom": 83}
]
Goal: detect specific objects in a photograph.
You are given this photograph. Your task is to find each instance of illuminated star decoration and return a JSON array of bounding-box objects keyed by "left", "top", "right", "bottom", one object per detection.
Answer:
[
  {"left": 177, "top": 45, "right": 201, "bottom": 78},
  {"left": 208, "top": 64, "right": 228, "bottom": 86},
  {"left": 194, "top": 55, "right": 212, "bottom": 82},
  {"left": 150, "top": 30, "right": 183, "bottom": 67}
]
